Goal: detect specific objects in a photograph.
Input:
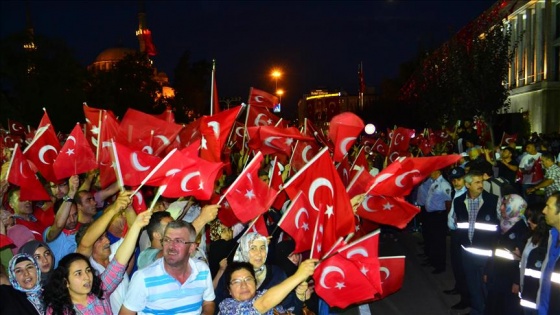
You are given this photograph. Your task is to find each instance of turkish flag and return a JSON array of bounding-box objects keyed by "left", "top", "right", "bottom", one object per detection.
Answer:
[
  {"left": 531, "top": 157, "right": 544, "bottom": 183},
  {"left": 336, "top": 230, "right": 382, "bottom": 293},
  {"left": 269, "top": 157, "right": 287, "bottom": 210},
  {"left": 23, "top": 124, "right": 62, "bottom": 183},
  {"left": 8, "top": 119, "right": 25, "bottom": 136},
  {"left": 372, "top": 138, "right": 388, "bottom": 156},
  {"left": 222, "top": 152, "right": 278, "bottom": 223},
  {"left": 111, "top": 141, "right": 162, "bottom": 187},
  {"left": 283, "top": 147, "right": 355, "bottom": 239},
  {"left": 97, "top": 112, "right": 121, "bottom": 188},
  {"left": 7, "top": 144, "right": 51, "bottom": 201},
  {"left": 131, "top": 188, "right": 147, "bottom": 214},
  {"left": 176, "top": 119, "right": 201, "bottom": 148},
  {"left": 310, "top": 203, "right": 338, "bottom": 259},
  {"left": 246, "top": 105, "right": 280, "bottom": 127},
  {"left": 153, "top": 107, "right": 175, "bottom": 123},
  {"left": 83, "top": 104, "right": 116, "bottom": 152},
  {"left": 143, "top": 144, "right": 200, "bottom": 187},
  {"left": 417, "top": 137, "right": 433, "bottom": 156},
  {"left": 346, "top": 166, "right": 375, "bottom": 199},
  {"left": 229, "top": 121, "right": 246, "bottom": 151},
  {"left": 328, "top": 112, "right": 364, "bottom": 162},
  {"left": 160, "top": 157, "right": 223, "bottom": 200},
  {"left": 350, "top": 146, "right": 369, "bottom": 180},
  {"left": 215, "top": 193, "right": 239, "bottom": 227},
  {"left": 304, "top": 118, "right": 331, "bottom": 149},
  {"left": 38, "top": 110, "right": 53, "bottom": 130},
  {"left": 290, "top": 140, "right": 320, "bottom": 173},
  {"left": 388, "top": 127, "right": 415, "bottom": 155},
  {"left": 248, "top": 87, "right": 279, "bottom": 109},
  {"left": 500, "top": 132, "right": 518, "bottom": 146},
  {"left": 278, "top": 192, "right": 317, "bottom": 253},
  {"left": 368, "top": 155, "right": 461, "bottom": 197},
  {"left": 313, "top": 252, "right": 378, "bottom": 308},
  {"left": 244, "top": 214, "right": 269, "bottom": 237},
  {"left": 117, "top": 108, "right": 183, "bottom": 157},
  {"left": 247, "top": 125, "right": 312, "bottom": 156},
  {"left": 53, "top": 124, "right": 97, "bottom": 180},
  {"left": 357, "top": 195, "right": 420, "bottom": 229},
  {"left": 142, "top": 29, "right": 157, "bottom": 56},
  {"left": 199, "top": 106, "right": 243, "bottom": 162},
  {"left": 374, "top": 256, "right": 406, "bottom": 299},
  {"left": 2, "top": 134, "right": 24, "bottom": 149},
  {"left": 336, "top": 155, "right": 351, "bottom": 187}
]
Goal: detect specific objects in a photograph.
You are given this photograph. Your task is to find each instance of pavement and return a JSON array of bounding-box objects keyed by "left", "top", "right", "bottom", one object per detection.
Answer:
[{"left": 332, "top": 229, "right": 471, "bottom": 315}]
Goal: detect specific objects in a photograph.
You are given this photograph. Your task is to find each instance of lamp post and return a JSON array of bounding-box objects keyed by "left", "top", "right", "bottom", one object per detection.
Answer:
[
  {"left": 276, "top": 89, "right": 284, "bottom": 104},
  {"left": 271, "top": 69, "right": 282, "bottom": 91}
]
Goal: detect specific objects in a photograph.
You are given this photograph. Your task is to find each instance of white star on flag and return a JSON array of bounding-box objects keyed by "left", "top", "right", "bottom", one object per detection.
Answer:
[
  {"left": 65, "top": 148, "right": 75, "bottom": 156},
  {"left": 91, "top": 125, "right": 99, "bottom": 135},
  {"left": 325, "top": 205, "right": 334, "bottom": 218},
  {"left": 267, "top": 119, "right": 273, "bottom": 125},
  {"left": 200, "top": 136, "right": 208, "bottom": 149},
  {"left": 383, "top": 202, "right": 394, "bottom": 210},
  {"left": 360, "top": 266, "right": 369, "bottom": 275},
  {"left": 198, "top": 182, "right": 204, "bottom": 190},
  {"left": 285, "top": 138, "right": 293, "bottom": 146},
  {"left": 335, "top": 282, "right": 346, "bottom": 289},
  {"left": 302, "top": 222, "right": 309, "bottom": 231},
  {"left": 245, "top": 189, "right": 256, "bottom": 200}
]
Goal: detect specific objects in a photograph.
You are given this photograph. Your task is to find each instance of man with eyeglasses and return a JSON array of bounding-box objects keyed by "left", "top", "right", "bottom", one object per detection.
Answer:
[{"left": 121, "top": 220, "right": 215, "bottom": 315}]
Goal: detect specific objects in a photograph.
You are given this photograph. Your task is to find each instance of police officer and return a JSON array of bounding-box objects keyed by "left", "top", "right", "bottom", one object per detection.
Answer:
[{"left": 424, "top": 169, "right": 452, "bottom": 274}]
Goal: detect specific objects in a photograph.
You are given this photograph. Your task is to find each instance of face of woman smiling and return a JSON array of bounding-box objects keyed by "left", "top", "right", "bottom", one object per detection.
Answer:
[
  {"left": 228, "top": 268, "right": 256, "bottom": 302},
  {"left": 248, "top": 240, "right": 267, "bottom": 269},
  {"left": 13, "top": 260, "right": 38, "bottom": 290}
]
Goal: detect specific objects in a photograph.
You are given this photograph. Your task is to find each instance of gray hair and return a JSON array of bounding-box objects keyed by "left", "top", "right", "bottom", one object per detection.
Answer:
[
  {"left": 164, "top": 220, "right": 196, "bottom": 242},
  {"left": 464, "top": 170, "right": 484, "bottom": 185}
]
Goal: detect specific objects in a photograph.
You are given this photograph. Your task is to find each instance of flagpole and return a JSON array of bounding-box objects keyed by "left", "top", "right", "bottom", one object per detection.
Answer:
[
  {"left": 109, "top": 140, "right": 125, "bottom": 192},
  {"left": 217, "top": 151, "right": 263, "bottom": 205},
  {"left": 5, "top": 143, "right": 18, "bottom": 181},
  {"left": 210, "top": 59, "right": 216, "bottom": 116},
  {"left": 148, "top": 185, "right": 166, "bottom": 211},
  {"left": 96, "top": 110, "right": 103, "bottom": 163},
  {"left": 131, "top": 148, "right": 178, "bottom": 197}
]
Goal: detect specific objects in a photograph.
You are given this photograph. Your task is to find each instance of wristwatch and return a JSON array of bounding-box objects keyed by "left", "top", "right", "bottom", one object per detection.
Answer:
[{"left": 63, "top": 195, "right": 74, "bottom": 203}]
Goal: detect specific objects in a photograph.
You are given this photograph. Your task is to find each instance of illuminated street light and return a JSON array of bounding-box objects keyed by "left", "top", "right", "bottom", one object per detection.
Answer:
[
  {"left": 271, "top": 69, "right": 282, "bottom": 90},
  {"left": 365, "top": 123, "right": 376, "bottom": 135}
]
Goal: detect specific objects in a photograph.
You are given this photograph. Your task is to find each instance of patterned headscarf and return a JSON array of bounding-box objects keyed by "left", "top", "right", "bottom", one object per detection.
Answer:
[
  {"left": 8, "top": 253, "right": 44, "bottom": 314},
  {"left": 18, "top": 240, "right": 55, "bottom": 286},
  {"left": 499, "top": 194, "right": 527, "bottom": 233},
  {"left": 209, "top": 219, "right": 226, "bottom": 241},
  {"left": 233, "top": 232, "right": 268, "bottom": 264}
]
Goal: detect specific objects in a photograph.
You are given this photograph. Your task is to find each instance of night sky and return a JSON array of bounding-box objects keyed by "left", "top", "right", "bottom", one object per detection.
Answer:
[{"left": 1, "top": 0, "right": 496, "bottom": 115}]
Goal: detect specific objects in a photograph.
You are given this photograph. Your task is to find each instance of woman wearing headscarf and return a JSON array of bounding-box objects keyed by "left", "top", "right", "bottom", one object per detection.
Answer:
[
  {"left": 19, "top": 240, "right": 55, "bottom": 286},
  {"left": 484, "top": 194, "right": 530, "bottom": 315},
  {"left": 0, "top": 253, "right": 44, "bottom": 314},
  {"left": 214, "top": 232, "right": 304, "bottom": 314}
]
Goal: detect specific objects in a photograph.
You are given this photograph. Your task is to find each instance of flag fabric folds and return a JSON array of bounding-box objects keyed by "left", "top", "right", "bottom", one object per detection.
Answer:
[
  {"left": 23, "top": 124, "right": 62, "bottom": 183},
  {"left": 248, "top": 87, "right": 279, "bottom": 109},
  {"left": 7, "top": 144, "right": 51, "bottom": 201},
  {"left": 53, "top": 124, "right": 97, "bottom": 180},
  {"left": 328, "top": 112, "right": 364, "bottom": 162}
]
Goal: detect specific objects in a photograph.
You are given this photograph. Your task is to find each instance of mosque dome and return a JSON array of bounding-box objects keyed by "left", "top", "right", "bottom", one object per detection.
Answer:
[{"left": 94, "top": 47, "right": 136, "bottom": 63}]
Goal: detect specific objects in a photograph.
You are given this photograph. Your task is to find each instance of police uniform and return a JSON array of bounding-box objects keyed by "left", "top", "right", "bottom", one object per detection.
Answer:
[{"left": 424, "top": 175, "right": 452, "bottom": 272}]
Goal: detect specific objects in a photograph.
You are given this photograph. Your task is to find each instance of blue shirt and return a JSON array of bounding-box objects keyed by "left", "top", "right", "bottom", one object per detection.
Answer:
[
  {"left": 416, "top": 178, "right": 432, "bottom": 207},
  {"left": 425, "top": 175, "right": 452, "bottom": 212}
]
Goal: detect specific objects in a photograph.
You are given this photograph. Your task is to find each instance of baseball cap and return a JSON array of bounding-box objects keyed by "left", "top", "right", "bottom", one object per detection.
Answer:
[{"left": 449, "top": 167, "right": 465, "bottom": 179}]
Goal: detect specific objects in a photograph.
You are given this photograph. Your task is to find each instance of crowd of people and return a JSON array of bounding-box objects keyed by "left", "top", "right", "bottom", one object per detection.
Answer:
[
  {"left": 411, "top": 119, "right": 560, "bottom": 315},
  {"left": 0, "top": 114, "right": 558, "bottom": 315}
]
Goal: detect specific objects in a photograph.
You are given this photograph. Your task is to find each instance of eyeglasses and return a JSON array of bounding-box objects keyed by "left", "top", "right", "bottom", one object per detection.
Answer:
[
  {"left": 230, "top": 276, "right": 255, "bottom": 287},
  {"left": 161, "top": 237, "right": 197, "bottom": 246}
]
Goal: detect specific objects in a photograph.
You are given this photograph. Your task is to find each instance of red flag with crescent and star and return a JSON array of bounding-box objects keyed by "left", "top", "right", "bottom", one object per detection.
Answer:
[
  {"left": 8, "top": 119, "right": 26, "bottom": 136},
  {"left": 143, "top": 145, "right": 200, "bottom": 187},
  {"left": 374, "top": 256, "right": 406, "bottom": 300},
  {"left": 161, "top": 157, "right": 223, "bottom": 200},
  {"left": 387, "top": 127, "right": 415, "bottom": 160},
  {"left": 97, "top": 112, "right": 121, "bottom": 188},
  {"left": 500, "top": 132, "right": 518, "bottom": 147},
  {"left": 53, "top": 124, "right": 97, "bottom": 180},
  {"left": 246, "top": 106, "right": 281, "bottom": 127},
  {"left": 248, "top": 87, "right": 279, "bottom": 109},
  {"left": 117, "top": 108, "right": 183, "bottom": 157},
  {"left": 269, "top": 157, "right": 287, "bottom": 211},
  {"left": 222, "top": 151, "right": 278, "bottom": 223},
  {"left": 328, "top": 112, "right": 364, "bottom": 163},
  {"left": 356, "top": 195, "right": 420, "bottom": 229},
  {"left": 23, "top": 124, "right": 62, "bottom": 183},
  {"left": 247, "top": 125, "right": 313, "bottom": 156},
  {"left": 278, "top": 192, "right": 317, "bottom": 253},
  {"left": 290, "top": 139, "right": 320, "bottom": 173},
  {"left": 111, "top": 141, "right": 162, "bottom": 187},
  {"left": 7, "top": 144, "right": 51, "bottom": 201},
  {"left": 313, "top": 249, "right": 379, "bottom": 308},
  {"left": 283, "top": 147, "right": 355, "bottom": 240},
  {"left": 199, "top": 106, "right": 243, "bottom": 162}
]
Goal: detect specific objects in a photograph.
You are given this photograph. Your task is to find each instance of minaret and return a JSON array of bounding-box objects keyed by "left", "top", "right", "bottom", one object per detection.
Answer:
[
  {"left": 23, "top": 1, "right": 36, "bottom": 74},
  {"left": 136, "top": 0, "right": 146, "bottom": 54}
]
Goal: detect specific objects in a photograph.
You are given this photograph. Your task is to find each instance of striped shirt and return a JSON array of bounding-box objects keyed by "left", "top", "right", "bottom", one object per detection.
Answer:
[{"left": 123, "top": 257, "right": 215, "bottom": 315}]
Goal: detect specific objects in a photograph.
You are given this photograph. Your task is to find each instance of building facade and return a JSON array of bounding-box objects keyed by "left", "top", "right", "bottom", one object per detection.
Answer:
[{"left": 504, "top": 0, "right": 559, "bottom": 133}]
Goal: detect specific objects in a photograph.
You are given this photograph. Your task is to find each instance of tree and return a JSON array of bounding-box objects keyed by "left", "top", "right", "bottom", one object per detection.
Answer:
[
  {"left": 400, "top": 0, "right": 522, "bottom": 144},
  {"left": 0, "top": 31, "right": 87, "bottom": 132},
  {"left": 85, "top": 52, "right": 165, "bottom": 119},
  {"left": 172, "top": 50, "right": 212, "bottom": 123}
]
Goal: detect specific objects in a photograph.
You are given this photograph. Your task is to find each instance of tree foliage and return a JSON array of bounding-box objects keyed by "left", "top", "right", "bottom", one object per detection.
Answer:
[
  {"left": 0, "top": 31, "right": 87, "bottom": 132},
  {"left": 400, "top": 0, "right": 521, "bottom": 131}
]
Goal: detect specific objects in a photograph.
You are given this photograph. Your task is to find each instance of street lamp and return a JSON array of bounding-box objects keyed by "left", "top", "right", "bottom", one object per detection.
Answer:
[
  {"left": 276, "top": 89, "right": 284, "bottom": 103},
  {"left": 271, "top": 69, "right": 282, "bottom": 90}
]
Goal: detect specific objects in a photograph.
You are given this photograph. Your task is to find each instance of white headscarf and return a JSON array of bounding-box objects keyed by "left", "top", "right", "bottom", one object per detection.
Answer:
[{"left": 233, "top": 232, "right": 268, "bottom": 264}]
